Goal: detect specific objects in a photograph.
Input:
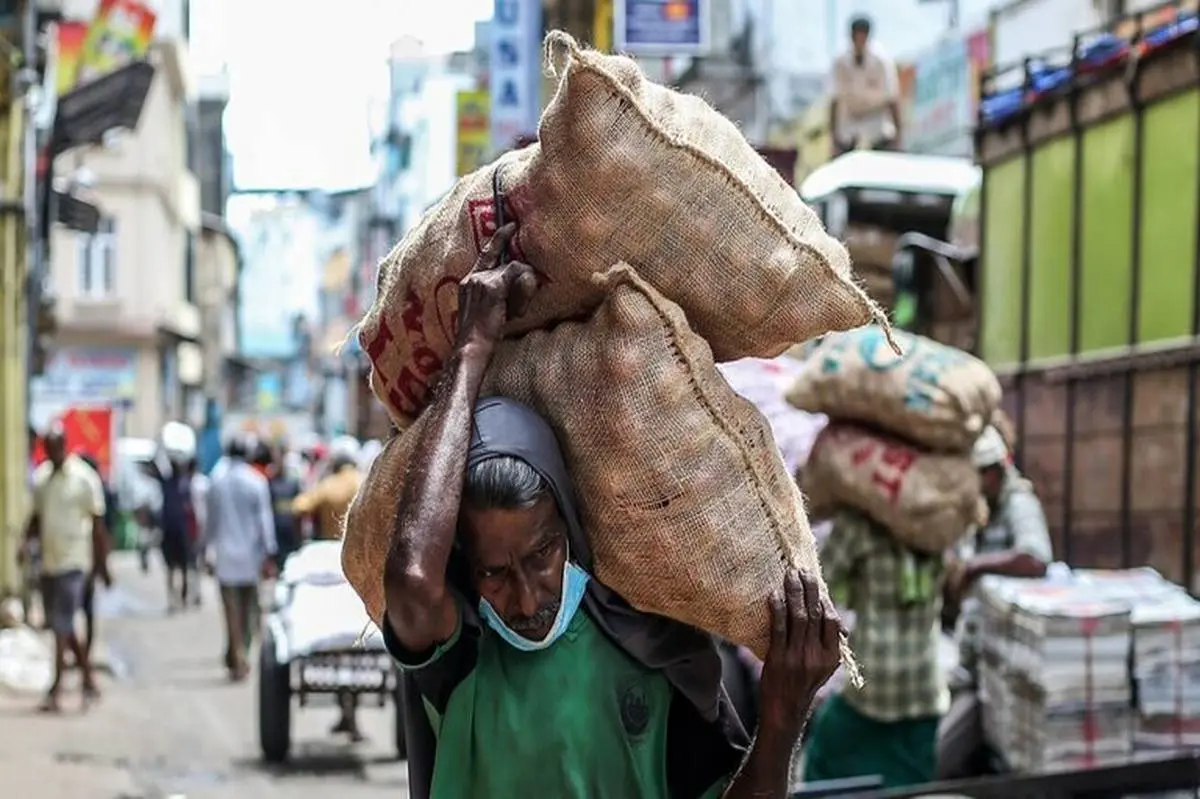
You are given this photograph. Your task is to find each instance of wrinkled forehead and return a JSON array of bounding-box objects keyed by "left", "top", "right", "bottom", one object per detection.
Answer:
[{"left": 460, "top": 496, "right": 567, "bottom": 560}]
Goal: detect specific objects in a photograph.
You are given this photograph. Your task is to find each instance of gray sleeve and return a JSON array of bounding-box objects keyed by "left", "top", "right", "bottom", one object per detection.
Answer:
[
  {"left": 256, "top": 476, "right": 278, "bottom": 556},
  {"left": 202, "top": 482, "right": 218, "bottom": 551},
  {"left": 1006, "top": 491, "right": 1053, "bottom": 563}
]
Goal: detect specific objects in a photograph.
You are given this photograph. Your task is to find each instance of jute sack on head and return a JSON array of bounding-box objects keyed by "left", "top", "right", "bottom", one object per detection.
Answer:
[
  {"left": 355, "top": 30, "right": 884, "bottom": 430},
  {"left": 785, "top": 326, "right": 1001, "bottom": 453},
  {"left": 802, "top": 424, "right": 984, "bottom": 554},
  {"left": 344, "top": 265, "right": 853, "bottom": 670}
]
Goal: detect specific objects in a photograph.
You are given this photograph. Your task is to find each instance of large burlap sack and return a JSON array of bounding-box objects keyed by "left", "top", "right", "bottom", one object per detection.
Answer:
[
  {"left": 344, "top": 265, "right": 852, "bottom": 669},
  {"left": 803, "top": 424, "right": 984, "bottom": 554},
  {"left": 355, "top": 31, "right": 884, "bottom": 430},
  {"left": 785, "top": 326, "right": 1001, "bottom": 453}
]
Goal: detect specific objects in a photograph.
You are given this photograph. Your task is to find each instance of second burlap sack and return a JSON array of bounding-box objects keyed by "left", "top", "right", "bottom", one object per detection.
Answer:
[
  {"left": 344, "top": 265, "right": 846, "bottom": 666},
  {"left": 802, "top": 423, "right": 984, "bottom": 554},
  {"left": 786, "top": 325, "right": 1002, "bottom": 453},
  {"left": 356, "top": 31, "right": 883, "bottom": 430}
]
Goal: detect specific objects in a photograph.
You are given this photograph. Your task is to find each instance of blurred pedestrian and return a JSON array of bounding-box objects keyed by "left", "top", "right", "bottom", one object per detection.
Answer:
[
  {"left": 146, "top": 422, "right": 199, "bottom": 612},
  {"left": 252, "top": 442, "right": 301, "bottom": 569},
  {"left": 21, "top": 425, "right": 111, "bottom": 712},
  {"left": 185, "top": 457, "right": 209, "bottom": 608},
  {"left": 202, "top": 436, "right": 277, "bottom": 681},
  {"left": 830, "top": 15, "right": 902, "bottom": 156},
  {"left": 291, "top": 436, "right": 362, "bottom": 542}
]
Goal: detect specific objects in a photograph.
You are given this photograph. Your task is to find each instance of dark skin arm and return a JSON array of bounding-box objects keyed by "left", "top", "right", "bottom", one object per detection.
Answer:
[
  {"left": 723, "top": 571, "right": 843, "bottom": 799},
  {"left": 965, "top": 551, "right": 1046, "bottom": 584},
  {"left": 383, "top": 223, "right": 538, "bottom": 654},
  {"left": 92, "top": 515, "right": 112, "bottom": 587},
  {"left": 18, "top": 515, "right": 39, "bottom": 564},
  {"left": 828, "top": 99, "right": 841, "bottom": 149},
  {"left": 948, "top": 551, "right": 1047, "bottom": 605}
]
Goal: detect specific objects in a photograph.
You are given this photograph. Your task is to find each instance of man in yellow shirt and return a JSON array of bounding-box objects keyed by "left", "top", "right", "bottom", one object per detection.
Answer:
[
  {"left": 23, "top": 426, "right": 110, "bottom": 712},
  {"left": 291, "top": 441, "right": 362, "bottom": 542}
]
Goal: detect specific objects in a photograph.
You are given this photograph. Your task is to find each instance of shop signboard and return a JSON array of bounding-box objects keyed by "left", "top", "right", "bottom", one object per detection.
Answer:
[
  {"left": 615, "top": 0, "right": 710, "bottom": 56},
  {"left": 456, "top": 90, "right": 491, "bottom": 177},
  {"left": 32, "top": 347, "right": 137, "bottom": 404},
  {"left": 906, "top": 30, "right": 990, "bottom": 157},
  {"left": 489, "top": 0, "right": 542, "bottom": 154}
]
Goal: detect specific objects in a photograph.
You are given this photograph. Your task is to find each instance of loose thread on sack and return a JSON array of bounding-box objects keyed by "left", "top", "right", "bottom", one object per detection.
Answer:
[{"left": 839, "top": 636, "right": 863, "bottom": 688}]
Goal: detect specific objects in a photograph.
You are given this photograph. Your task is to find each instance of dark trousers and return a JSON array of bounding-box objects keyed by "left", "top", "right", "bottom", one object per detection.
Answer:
[{"left": 219, "top": 583, "right": 259, "bottom": 673}]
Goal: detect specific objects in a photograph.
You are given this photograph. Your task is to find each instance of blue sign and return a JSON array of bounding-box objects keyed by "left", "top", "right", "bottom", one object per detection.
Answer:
[
  {"left": 489, "top": 0, "right": 543, "bottom": 154},
  {"left": 616, "top": 0, "right": 710, "bottom": 56}
]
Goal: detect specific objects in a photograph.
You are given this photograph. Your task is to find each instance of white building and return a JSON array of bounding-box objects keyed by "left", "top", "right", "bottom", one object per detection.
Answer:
[{"left": 227, "top": 195, "right": 322, "bottom": 360}]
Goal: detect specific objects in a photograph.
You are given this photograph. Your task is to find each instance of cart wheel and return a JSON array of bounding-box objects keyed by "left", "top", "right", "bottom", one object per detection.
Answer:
[
  {"left": 394, "top": 683, "right": 408, "bottom": 760},
  {"left": 258, "top": 629, "right": 291, "bottom": 763}
]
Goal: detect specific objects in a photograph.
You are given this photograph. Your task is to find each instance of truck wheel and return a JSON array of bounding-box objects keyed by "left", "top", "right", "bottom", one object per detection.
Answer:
[
  {"left": 258, "top": 629, "right": 291, "bottom": 764},
  {"left": 394, "top": 683, "right": 408, "bottom": 760}
]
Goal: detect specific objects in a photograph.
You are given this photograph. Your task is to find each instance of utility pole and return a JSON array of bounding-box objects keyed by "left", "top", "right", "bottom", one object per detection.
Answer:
[{"left": 0, "top": 0, "right": 39, "bottom": 597}]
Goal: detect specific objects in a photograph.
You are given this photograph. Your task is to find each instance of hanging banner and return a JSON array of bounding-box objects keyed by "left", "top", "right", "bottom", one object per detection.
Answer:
[
  {"left": 76, "top": 0, "right": 158, "bottom": 88},
  {"left": 53, "top": 21, "right": 89, "bottom": 97},
  {"left": 456, "top": 90, "right": 491, "bottom": 177},
  {"left": 489, "top": 0, "right": 543, "bottom": 155},
  {"left": 615, "top": 0, "right": 710, "bottom": 56},
  {"left": 32, "top": 407, "right": 116, "bottom": 480}
]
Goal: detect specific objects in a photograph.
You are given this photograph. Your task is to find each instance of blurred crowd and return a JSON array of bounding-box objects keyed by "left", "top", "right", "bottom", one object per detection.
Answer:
[{"left": 18, "top": 419, "right": 383, "bottom": 712}]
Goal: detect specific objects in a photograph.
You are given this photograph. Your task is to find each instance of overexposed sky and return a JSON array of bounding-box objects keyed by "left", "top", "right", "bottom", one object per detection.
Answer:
[{"left": 191, "top": 0, "right": 492, "bottom": 190}]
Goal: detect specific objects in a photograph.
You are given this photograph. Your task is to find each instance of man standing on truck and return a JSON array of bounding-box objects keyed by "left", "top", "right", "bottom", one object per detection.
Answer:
[
  {"left": 937, "top": 425, "right": 1053, "bottom": 778},
  {"left": 801, "top": 508, "right": 948, "bottom": 788},
  {"left": 830, "top": 15, "right": 902, "bottom": 156},
  {"left": 377, "top": 223, "right": 843, "bottom": 799}
]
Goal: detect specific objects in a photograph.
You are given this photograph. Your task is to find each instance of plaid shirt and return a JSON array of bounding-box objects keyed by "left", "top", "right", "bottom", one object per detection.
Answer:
[{"left": 821, "top": 509, "right": 949, "bottom": 722}]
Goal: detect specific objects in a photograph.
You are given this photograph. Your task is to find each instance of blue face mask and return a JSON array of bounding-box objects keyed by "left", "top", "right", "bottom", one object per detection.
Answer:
[{"left": 478, "top": 555, "right": 590, "bottom": 652}]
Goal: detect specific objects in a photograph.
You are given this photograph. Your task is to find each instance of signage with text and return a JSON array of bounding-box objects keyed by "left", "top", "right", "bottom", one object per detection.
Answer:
[
  {"left": 615, "top": 0, "right": 710, "bottom": 56},
  {"left": 456, "top": 90, "right": 491, "bottom": 177},
  {"left": 489, "top": 0, "right": 542, "bottom": 155}
]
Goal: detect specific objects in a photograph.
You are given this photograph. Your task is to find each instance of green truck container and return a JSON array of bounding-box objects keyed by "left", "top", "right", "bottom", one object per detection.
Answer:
[{"left": 973, "top": 0, "right": 1199, "bottom": 591}]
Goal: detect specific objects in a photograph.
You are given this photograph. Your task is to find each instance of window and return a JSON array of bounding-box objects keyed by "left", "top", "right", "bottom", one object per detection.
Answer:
[{"left": 77, "top": 218, "right": 116, "bottom": 299}]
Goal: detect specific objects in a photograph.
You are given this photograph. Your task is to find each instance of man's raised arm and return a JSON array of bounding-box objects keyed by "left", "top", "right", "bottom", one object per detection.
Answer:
[{"left": 383, "top": 223, "right": 538, "bottom": 654}]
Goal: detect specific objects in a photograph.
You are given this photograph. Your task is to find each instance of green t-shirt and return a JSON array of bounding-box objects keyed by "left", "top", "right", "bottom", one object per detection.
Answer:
[{"left": 387, "top": 609, "right": 728, "bottom": 799}]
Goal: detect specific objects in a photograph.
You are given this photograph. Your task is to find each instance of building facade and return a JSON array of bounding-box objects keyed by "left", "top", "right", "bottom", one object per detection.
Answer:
[
  {"left": 196, "top": 212, "right": 244, "bottom": 411},
  {"left": 39, "top": 38, "right": 202, "bottom": 438}
]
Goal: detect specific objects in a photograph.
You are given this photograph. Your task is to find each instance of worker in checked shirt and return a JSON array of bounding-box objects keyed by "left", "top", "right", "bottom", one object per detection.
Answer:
[{"left": 801, "top": 508, "right": 947, "bottom": 788}]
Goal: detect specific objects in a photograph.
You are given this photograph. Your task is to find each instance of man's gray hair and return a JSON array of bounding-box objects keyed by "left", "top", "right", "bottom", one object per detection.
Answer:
[{"left": 463, "top": 456, "right": 549, "bottom": 510}]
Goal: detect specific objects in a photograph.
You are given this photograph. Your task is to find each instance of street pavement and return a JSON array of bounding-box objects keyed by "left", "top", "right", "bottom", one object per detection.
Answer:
[{"left": 0, "top": 552, "right": 410, "bottom": 798}]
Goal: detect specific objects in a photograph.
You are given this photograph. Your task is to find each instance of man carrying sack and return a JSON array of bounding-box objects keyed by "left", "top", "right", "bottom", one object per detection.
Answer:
[
  {"left": 377, "top": 223, "right": 843, "bottom": 799},
  {"left": 801, "top": 508, "right": 947, "bottom": 788}
]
